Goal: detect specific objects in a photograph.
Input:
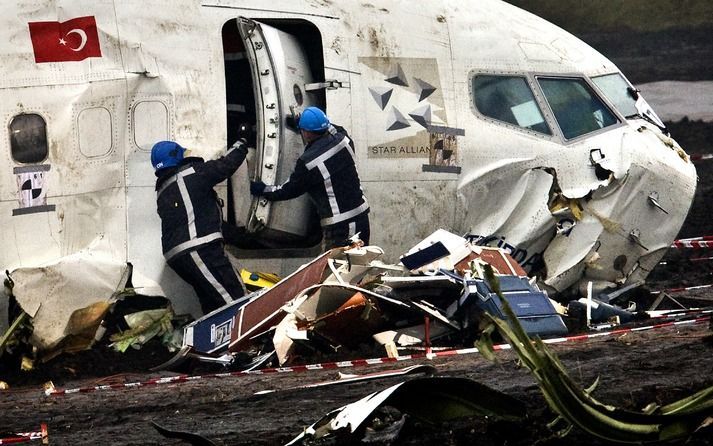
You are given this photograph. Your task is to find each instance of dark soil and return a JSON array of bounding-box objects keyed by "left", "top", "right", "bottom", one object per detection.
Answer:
[{"left": 1, "top": 317, "right": 711, "bottom": 445}]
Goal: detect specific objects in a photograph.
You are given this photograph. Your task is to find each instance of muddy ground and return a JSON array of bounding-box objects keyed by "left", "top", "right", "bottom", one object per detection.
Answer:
[
  {"left": 1, "top": 304, "right": 712, "bottom": 446},
  {"left": 4, "top": 18, "right": 713, "bottom": 446}
]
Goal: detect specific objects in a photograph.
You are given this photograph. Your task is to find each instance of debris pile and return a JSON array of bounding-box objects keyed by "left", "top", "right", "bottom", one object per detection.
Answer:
[
  {"left": 285, "top": 287, "right": 713, "bottom": 446},
  {"left": 3, "top": 230, "right": 712, "bottom": 445},
  {"left": 1, "top": 259, "right": 183, "bottom": 377},
  {"left": 148, "top": 272, "right": 713, "bottom": 446},
  {"left": 1, "top": 228, "right": 705, "bottom": 378},
  {"left": 179, "top": 229, "right": 574, "bottom": 369}
]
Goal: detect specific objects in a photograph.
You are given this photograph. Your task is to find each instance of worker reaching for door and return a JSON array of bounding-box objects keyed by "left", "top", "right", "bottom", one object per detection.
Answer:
[
  {"left": 151, "top": 130, "right": 250, "bottom": 315},
  {"left": 250, "top": 106, "right": 370, "bottom": 249}
]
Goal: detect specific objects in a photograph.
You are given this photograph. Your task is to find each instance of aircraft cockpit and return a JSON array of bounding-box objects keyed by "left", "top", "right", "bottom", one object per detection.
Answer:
[{"left": 470, "top": 72, "right": 665, "bottom": 145}]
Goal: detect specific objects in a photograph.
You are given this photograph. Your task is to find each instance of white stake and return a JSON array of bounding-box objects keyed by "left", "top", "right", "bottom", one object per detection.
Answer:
[{"left": 586, "top": 281, "right": 593, "bottom": 328}]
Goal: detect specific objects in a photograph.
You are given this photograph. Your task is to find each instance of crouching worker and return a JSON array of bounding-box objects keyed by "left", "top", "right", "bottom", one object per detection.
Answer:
[
  {"left": 151, "top": 138, "right": 248, "bottom": 314},
  {"left": 250, "top": 107, "right": 370, "bottom": 250}
]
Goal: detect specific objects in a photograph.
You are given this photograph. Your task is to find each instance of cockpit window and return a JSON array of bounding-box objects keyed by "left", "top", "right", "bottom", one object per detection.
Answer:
[
  {"left": 591, "top": 73, "right": 638, "bottom": 118},
  {"left": 537, "top": 77, "right": 618, "bottom": 140},
  {"left": 472, "top": 75, "right": 551, "bottom": 135}
]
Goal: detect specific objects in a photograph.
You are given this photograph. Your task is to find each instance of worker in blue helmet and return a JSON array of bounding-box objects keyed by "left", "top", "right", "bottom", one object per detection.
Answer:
[
  {"left": 250, "top": 106, "right": 370, "bottom": 249},
  {"left": 151, "top": 125, "right": 252, "bottom": 314}
]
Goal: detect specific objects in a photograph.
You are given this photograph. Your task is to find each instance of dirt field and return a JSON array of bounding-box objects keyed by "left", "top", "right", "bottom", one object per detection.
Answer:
[{"left": 1, "top": 309, "right": 712, "bottom": 445}]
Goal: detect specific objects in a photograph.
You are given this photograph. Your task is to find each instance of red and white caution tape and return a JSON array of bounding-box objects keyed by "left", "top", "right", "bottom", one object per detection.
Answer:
[
  {"left": 540, "top": 316, "right": 708, "bottom": 343},
  {"left": 46, "top": 315, "right": 711, "bottom": 397},
  {"left": 689, "top": 153, "right": 713, "bottom": 162},
  {"left": 670, "top": 235, "right": 713, "bottom": 249},
  {"left": 671, "top": 240, "right": 713, "bottom": 249},
  {"left": 651, "top": 284, "right": 713, "bottom": 295},
  {"left": 687, "top": 255, "right": 713, "bottom": 262},
  {"left": 0, "top": 438, "right": 32, "bottom": 445},
  {"left": 0, "top": 424, "right": 47, "bottom": 444}
]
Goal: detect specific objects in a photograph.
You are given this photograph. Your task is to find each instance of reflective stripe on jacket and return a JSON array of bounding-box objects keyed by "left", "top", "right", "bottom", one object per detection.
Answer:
[
  {"left": 262, "top": 125, "right": 369, "bottom": 226},
  {"left": 155, "top": 142, "right": 247, "bottom": 259}
]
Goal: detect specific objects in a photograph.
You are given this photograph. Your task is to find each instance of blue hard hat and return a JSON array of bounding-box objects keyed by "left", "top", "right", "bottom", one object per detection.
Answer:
[
  {"left": 151, "top": 141, "right": 185, "bottom": 171},
  {"left": 298, "top": 106, "right": 330, "bottom": 132}
]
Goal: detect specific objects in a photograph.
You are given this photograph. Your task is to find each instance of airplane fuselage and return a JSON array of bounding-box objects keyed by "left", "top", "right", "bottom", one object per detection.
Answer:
[{"left": 0, "top": 0, "right": 696, "bottom": 316}]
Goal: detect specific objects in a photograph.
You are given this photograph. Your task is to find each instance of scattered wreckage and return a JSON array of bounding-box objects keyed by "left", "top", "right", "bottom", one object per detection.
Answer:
[
  {"left": 149, "top": 276, "right": 713, "bottom": 446},
  {"left": 176, "top": 230, "right": 712, "bottom": 371},
  {"left": 279, "top": 296, "right": 713, "bottom": 446},
  {"left": 170, "top": 229, "right": 571, "bottom": 370},
  {"left": 3, "top": 229, "right": 713, "bottom": 445},
  {"left": 0, "top": 228, "right": 705, "bottom": 375}
]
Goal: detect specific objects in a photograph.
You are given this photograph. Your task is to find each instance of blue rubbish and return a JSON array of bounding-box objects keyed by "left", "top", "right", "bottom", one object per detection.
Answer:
[
  {"left": 182, "top": 292, "right": 257, "bottom": 354},
  {"left": 444, "top": 271, "right": 568, "bottom": 337}
]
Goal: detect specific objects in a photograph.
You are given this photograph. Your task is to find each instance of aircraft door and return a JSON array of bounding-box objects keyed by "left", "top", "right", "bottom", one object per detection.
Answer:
[{"left": 237, "top": 18, "right": 319, "bottom": 242}]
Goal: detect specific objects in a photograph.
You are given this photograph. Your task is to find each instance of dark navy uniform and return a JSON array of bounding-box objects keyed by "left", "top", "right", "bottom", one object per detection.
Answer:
[
  {"left": 155, "top": 142, "right": 248, "bottom": 314},
  {"left": 261, "top": 125, "right": 370, "bottom": 248}
]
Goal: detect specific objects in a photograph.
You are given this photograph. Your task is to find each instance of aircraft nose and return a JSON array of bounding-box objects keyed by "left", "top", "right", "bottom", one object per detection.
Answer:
[{"left": 560, "top": 125, "right": 697, "bottom": 291}]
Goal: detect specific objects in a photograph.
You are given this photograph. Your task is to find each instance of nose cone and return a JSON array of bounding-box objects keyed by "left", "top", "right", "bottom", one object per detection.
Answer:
[{"left": 544, "top": 123, "right": 697, "bottom": 293}]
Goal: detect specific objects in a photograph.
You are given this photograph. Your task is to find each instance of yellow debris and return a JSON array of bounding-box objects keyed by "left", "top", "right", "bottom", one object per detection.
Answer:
[
  {"left": 240, "top": 269, "right": 280, "bottom": 290},
  {"left": 21, "top": 356, "right": 34, "bottom": 371}
]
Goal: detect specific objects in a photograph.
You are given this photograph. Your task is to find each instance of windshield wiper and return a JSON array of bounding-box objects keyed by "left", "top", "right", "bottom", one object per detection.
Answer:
[{"left": 625, "top": 112, "right": 669, "bottom": 135}]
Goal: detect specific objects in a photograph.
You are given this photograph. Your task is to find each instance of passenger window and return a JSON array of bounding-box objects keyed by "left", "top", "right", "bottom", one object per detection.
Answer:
[
  {"left": 132, "top": 100, "right": 169, "bottom": 151},
  {"left": 472, "top": 75, "right": 551, "bottom": 135},
  {"left": 10, "top": 113, "right": 48, "bottom": 163},
  {"left": 78, "top": 107, "right": 113, "bottom": 158},
  {"left": 591, "top": 73, "right": 637, "bottom": 118},
  {"left": 538, "top": 77, "right": 618, "bottom": 140}
]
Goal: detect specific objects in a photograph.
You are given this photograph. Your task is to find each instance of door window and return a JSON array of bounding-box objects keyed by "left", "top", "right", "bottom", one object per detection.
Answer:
[
  {"left": 10, "top": 113, "right": 48, "bottom": 163},
  {"left": 78, "top": 107, "right": 113, "bottom": 158},
  {"left": 132, "top": 100, "right": 169, "bottom": 151}
]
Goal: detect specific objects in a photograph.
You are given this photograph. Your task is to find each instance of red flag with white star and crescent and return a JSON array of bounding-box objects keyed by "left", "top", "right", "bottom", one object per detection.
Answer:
[{"left": 28, "top": 16, "right": 102, "bottom": 63}]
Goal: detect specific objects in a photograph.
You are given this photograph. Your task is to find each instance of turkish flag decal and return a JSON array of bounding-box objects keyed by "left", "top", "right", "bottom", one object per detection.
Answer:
[{"left": 28, "top": 16, "right": 102, "bottom": 63}]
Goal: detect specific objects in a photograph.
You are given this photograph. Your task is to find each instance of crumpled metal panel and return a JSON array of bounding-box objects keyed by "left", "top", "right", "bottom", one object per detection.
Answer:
[
  {"left": 544, "top": 127, "right": 696, "bottom": 292},
  {"left": 10, "top": 241, "right": 129, "bottom": 351},
  {"left": 457, "top": 166, "right": 556, "bottom": 272},
  {"left": 287, "top": 377, "right": 525, "bottom": 445},
  {"left": 274, "top": 289, "right": 385, "bottom": 365},
  {"left": 229, "top": 250, "right": 333, "bottom": 353}
]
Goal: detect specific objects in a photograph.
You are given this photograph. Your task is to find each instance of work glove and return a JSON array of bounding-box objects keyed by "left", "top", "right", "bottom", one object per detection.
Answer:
[
  {"left": 230, "top": 138, "right": 248, "bottom": 152},
  {"left": 285, "top": 113, "right": 299, "bottom": 131},
  {"left": 250, "top": 180, "right": 267, "bottom": 196}
]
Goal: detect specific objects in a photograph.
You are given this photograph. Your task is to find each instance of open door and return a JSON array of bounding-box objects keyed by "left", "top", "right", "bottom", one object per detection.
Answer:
[{"left": 235, "top": 17, "right": 321, "bottom": 243}]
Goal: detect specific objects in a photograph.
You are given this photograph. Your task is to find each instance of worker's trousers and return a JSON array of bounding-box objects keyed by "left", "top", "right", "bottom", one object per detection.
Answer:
[
  {"left": 168, "top": 241, "right": 245, "bottom": 314},
  {"left": 322, "top": 212, "right": 370, "bottom": 250}
]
